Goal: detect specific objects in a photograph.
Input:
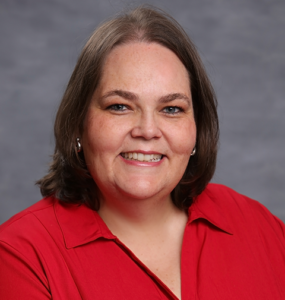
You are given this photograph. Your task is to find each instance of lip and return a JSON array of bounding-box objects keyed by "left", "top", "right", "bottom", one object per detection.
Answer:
[{"left": 121, "top": 150, "right": 164, "bottom": 155}]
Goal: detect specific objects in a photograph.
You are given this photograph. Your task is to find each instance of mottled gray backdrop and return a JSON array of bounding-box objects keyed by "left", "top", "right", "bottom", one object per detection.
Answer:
[{"left": 1, "top": 0, "right": 284, "bottom": 223}]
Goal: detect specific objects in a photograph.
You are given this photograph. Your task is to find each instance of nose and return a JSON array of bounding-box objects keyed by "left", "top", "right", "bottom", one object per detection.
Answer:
[{"left": 131, "top": 112, "right": 162, "bottom": 140}]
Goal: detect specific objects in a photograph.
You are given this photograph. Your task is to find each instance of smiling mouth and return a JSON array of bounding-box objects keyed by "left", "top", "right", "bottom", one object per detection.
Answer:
[{"left": 121, "top": 152, "right": 163, "bottom": 162}]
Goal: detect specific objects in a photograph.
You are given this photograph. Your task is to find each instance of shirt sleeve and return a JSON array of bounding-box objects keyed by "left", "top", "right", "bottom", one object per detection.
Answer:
[
  {"left": 0, "top": 241, "right": 51, "bottom": 300},
  {"left": 273, "top": 215, "right": 285, "bottom": 238}
]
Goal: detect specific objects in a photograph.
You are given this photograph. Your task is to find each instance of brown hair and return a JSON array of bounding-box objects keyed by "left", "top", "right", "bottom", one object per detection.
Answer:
[{"left": 37, "top": 5, "right": 219, "bottom": 210}]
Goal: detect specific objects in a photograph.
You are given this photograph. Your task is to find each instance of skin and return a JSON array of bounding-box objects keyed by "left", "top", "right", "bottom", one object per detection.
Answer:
[{"left": 82, "top": 42, "right": 196, "bottom": 299}]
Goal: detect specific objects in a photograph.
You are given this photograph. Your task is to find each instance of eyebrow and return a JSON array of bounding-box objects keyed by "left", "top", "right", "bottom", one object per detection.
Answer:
[{"left": 100, "top": 89, "right": 191, "bottom": 104}]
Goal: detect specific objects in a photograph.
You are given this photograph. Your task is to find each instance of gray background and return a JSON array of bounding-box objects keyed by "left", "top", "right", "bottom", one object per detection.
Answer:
[{"left": 1, "top": 0, "right": 284, "bottom": 223}]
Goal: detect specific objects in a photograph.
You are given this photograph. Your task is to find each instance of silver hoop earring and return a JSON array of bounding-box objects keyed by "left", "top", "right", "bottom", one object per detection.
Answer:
[
  {"left": 191, "top": 147, "right": 196, "bottom": 156},
  {"left": 76, "top": 137, "right": 82, "bottom": 153}
]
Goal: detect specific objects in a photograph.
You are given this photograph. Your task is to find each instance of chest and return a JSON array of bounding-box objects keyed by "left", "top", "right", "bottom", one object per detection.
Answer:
[
  {"left": 132, "top": 241, "right": 183, "bottom": 299},
  {"left": 41, "top": 223, "right": 285, "bottom": 300}
]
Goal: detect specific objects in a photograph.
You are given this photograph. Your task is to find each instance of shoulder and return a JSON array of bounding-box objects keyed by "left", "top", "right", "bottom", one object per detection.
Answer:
[
  {"left": 201, "top": 183, "right": 285, "bottom": 237},
  {"left": 0, "top": 197, "right": 62, "bottom": 298},
  {"left": 203, "top": 183, "right": 276, "bottom": 215},
  {"left": 0, "top": 196, "right": 57, "bottom": 245}
]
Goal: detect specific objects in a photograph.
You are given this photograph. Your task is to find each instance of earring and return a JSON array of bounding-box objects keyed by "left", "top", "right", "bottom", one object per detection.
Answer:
[
  {"left": 191, "top": 147, "right": 196, "bottom": 156},
  {"left": 76, "top": 137, "right": 82, "bottom": 153}
]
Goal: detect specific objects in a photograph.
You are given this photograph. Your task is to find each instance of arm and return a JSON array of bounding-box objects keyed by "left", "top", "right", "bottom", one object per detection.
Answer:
[
  {"left": 0, "top": 241, "right": 51, "bottom": 300},
  {"left": 273, "top": 215, "right": 285, "bottom": 239}
]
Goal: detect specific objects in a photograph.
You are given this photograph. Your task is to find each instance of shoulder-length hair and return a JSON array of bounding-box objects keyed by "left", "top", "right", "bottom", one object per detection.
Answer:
[{"left": 37, "top": 5, "right": 219, "bottom": 210}]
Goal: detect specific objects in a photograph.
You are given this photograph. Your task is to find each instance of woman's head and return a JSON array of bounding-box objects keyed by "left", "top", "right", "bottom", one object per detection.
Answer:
[
  {"left": 37, "top": 5, "right": 219, "bottom": 210},
  {"left": 81, "top": 42, "right": 196, "bottom": 206}
]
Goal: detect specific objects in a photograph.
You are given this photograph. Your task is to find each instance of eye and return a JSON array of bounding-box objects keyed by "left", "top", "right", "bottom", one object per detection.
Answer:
[
  {"left": 162, "top": 106, "right": 183, "bottom": 114},
  {"left": 107, "top": 104, "right": 128, "bottom": 111}
]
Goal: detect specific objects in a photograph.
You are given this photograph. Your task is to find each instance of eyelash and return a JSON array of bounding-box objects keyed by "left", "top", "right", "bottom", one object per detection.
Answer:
[
  {"left": 107, "top": 104, "right": 129, "bottom": 111},
  {"left": 107, "top": 104, "right": 184, "bottom": 115},
  {"left": 162, "top": 106, "right": 183, "bottom": 114}
]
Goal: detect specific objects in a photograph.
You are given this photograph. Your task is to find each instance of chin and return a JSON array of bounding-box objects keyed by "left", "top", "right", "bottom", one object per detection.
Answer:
[{"left": 117, "top": 182, "right": 170, "bottom": 201}]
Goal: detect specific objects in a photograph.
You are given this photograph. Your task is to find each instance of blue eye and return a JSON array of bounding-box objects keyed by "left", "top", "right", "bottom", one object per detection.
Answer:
[
  {"left": 108, "top": 104, "right": 128, "bottom": 111},
  {"left": 163, "top": 106, "right": 182, "bottom": 114}
]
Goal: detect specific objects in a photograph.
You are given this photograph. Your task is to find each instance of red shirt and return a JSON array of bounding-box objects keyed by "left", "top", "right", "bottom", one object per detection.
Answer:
[{"left": 0, "top": 183, "right": 285, "bottom": 299}]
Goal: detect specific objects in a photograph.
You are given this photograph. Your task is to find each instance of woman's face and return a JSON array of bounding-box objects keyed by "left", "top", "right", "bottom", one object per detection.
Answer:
[{"left": 82, "top": 42, "right": 196, "bottom": 203}]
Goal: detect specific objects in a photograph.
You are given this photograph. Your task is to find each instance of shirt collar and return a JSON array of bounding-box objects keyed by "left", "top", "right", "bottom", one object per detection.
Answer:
[
  {"left": 54, "top": 185, "right": 233, "bottom": 249},
  {"left": 54, "top": 199, "right": 115, "bottom": 249},
  {"left": 188, "top": 187, "right": 234, "bottom": 235}
]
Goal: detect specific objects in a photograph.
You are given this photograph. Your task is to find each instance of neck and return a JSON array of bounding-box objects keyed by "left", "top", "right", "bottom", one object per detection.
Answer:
[{"left": 97, "top": 191, "right": 186, "bottom": 239}]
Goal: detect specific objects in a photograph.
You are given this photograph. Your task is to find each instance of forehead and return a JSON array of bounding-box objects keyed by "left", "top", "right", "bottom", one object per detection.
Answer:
[{"left": 98, "top": 42, "right": 190, "bottom": 96}]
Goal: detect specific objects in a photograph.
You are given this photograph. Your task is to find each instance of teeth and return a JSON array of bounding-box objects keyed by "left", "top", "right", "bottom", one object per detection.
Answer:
[
  {"left": 145, "top": 154, "right": 150, "bottom": 161},
  {"left": 137, "top": 153, "right": 144, "bottom": 161},
  {"left": 122, "top": 152, "right": 163, "bottom": 162}
]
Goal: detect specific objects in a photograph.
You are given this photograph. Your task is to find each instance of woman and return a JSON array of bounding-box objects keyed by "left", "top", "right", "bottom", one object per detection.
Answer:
[{"left": 0, "top": 6, "right": 284, "bottom": 300}]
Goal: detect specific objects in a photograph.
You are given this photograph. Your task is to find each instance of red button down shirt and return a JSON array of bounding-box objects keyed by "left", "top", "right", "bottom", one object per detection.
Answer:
[{"left": 0, "top": 183, "right": 285, "bottom": 299}]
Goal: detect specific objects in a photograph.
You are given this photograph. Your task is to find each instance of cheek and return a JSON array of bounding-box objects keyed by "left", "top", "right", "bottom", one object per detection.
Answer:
[
  {"left": 83, "top": 111, "right": 128, "bottom": 155},
  {"left": 83, "top": 113, "right": 109, "bottom": 154},
  {"left": 171, "top": 121, "right": 196, "bottom": 156}
]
